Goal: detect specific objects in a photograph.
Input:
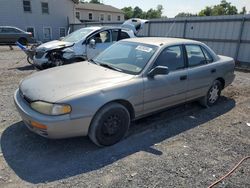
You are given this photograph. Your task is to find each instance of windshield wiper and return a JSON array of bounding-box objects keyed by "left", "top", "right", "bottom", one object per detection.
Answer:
[
  {"left": 88, "top": 59, "right": 99, "bottom": 65},
  {"left": 99, "top": 63, "right": 123, "bottom": 72}
]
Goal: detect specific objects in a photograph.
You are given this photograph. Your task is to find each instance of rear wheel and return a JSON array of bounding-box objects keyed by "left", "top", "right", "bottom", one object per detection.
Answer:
[
  {"left": 200, "top": 80, "right": 222, "bottom": 107},
  {"left": 88, "top": 103, "right": 130, "bottom": 147}
]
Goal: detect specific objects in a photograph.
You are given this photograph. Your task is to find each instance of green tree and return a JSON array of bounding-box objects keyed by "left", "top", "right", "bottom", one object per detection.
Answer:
[
  {"left": 198, "top": 0, "right": 238, "bottom": 16},
  {"left": 240, "top": 6, "right": 247, "bottom": 14},
  {"left": 133, "top": 6, "right": 143, "bottom": 18},
  {"left": 122, "top": 5, "right": 163, "bottom": 19},
  {"left": 198, "top": 6, "right": 213, "bottom": 16},
  {"left": 145, "top": 5, "right": 163, "bottom": 19},
  {"left": 122, "top": 6, "right": 134, "bottom": 20}
]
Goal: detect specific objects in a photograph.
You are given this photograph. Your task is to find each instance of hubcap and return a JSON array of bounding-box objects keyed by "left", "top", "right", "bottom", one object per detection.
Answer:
[
  {"left": 103, "top": 114, "right": 121, "bottom": 136},
  {"left": 209, "top": 85, "right": 219, "bottom": 103}
]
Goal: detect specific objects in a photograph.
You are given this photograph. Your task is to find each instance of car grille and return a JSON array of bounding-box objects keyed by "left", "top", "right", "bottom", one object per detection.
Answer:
[{"left": 35, "top": 51, "right": 45, "bottom": 59}]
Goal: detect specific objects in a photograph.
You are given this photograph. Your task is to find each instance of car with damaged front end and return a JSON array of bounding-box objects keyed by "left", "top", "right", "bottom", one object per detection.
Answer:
[
  {"left": 33, "top": 18, "right": 148, "bottom": 69},
  {"left": 14, "top": 37, "right": 235, "bottom": 146}
]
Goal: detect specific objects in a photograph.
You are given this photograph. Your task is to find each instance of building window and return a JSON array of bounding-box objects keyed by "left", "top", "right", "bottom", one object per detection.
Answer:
[
  {"left": 43, "top": 27, "right": 52, "bottom": 41},
  {"left": 89, "top": 13, "right": 93, "bottom": 20},
  {"left": 117, "top": 15, "right": 121, "bottom": 21},
  {"left": 75, "top": 11, "right": 80, "bottom": 20},
  {"left": 26, "top": 27, "right": 35, "bottom": 37},
  {"left": 41, "top": 2, "right": 49, "bottom": 14},
  {"left": 108, "top": 14, "right": 112, "bottom": 21},
  {"left": 100, "top": 14, "right": 104, "bottom": 21},
  {"left": 23, "top": 0, "right": 31, "bottom": 12},
  {"left": 59, "top": 28, "right": 66, "bottom": 38}
]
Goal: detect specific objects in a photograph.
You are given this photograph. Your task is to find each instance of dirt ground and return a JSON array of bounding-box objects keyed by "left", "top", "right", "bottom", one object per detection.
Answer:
[{"left": 0, "top": 46, "right": 249, "bottom": 188}]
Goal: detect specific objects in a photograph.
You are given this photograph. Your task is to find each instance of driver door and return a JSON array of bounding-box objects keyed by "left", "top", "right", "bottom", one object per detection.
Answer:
[
  {"left": 143, "top": 45, "right": 188, "bottom": 114},
  {"left": 86, "top": 30, "right": 112, "bottom": 60}
]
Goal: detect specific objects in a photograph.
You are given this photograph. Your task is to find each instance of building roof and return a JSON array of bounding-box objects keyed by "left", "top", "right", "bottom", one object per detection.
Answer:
[{"left": 76, "top": 3, "right": 124, "bottom": 14}]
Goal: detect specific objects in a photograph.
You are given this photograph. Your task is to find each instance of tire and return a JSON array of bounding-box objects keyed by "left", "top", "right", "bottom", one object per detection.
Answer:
[
  {"left": 27, "top": 56, "right": 33, "bottom": 65},
  {"left": 18, "top": 38, "right": 28, "bottom": 45},
  {"left": 200, "top": 80, "right": 222, "bottom": 107},
  {"left": 88, "top": 103, "right": 130, "bottom": 147}
]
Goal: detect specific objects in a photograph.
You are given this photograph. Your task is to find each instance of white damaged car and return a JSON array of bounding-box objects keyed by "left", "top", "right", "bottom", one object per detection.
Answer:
[{"left": 33, "top": 19, "right": 148, "bottom": 69}]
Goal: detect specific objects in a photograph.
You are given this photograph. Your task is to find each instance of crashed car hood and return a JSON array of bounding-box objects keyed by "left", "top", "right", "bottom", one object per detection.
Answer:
[
  {"left": 36, "top": 40, "right": 73, "bottom": 51},
  {"left": 19, "top": 62, "right": 134, "bottom": 102}
]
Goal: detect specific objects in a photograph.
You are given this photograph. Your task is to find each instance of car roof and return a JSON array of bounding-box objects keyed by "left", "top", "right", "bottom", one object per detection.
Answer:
[
  {"left": 82, "top": 26, "right": 131, "bottom": 32},
  {"left": 122, "top": 37, "right": 203, "bottom": 46},
  {"left": 0, "top": 26, "right": 17, "bottom": 28}
]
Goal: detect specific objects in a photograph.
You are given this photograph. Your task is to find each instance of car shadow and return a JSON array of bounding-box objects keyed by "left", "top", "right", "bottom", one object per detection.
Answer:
[
  {"left": 1, "top": 97, "right": 235, "bottom": 184},
  {"left": 8, "top": 64, "right": 35, "bottom": 71}
]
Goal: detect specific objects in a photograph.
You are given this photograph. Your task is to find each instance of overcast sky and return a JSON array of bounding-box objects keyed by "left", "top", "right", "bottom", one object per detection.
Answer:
[{"left": 102, "top": 0, "right": 250, "bottom": 18}]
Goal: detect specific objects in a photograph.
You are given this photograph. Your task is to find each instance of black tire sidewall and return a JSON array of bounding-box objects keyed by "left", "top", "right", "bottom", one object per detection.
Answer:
[
  {"left": 89, "top": 103, "right": 130, "bottom": 146},
  {"left": 207, "top": 80, "right": 222, "bottom": 106}
]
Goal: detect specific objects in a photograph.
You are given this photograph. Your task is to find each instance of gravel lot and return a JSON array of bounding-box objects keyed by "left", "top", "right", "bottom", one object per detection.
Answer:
[{"left": 0, "top": 46, "right": 249, "bottom": 188}]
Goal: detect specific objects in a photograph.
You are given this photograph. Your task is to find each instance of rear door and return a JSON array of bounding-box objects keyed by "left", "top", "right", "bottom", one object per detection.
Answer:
[
  {"left": 185, "top": 44, "right": 218, "bottom": 100},
  {"left": 143, "top": 45, "right": 188, "bottom": 114}
]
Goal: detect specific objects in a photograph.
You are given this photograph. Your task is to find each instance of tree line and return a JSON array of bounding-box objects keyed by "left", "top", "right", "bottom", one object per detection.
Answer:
[
  {"left": 176, "top": 0, "right": 247, "bottom": 17},
  {"left": 80, "top": 0, "right": 248, "bottom": 19}
]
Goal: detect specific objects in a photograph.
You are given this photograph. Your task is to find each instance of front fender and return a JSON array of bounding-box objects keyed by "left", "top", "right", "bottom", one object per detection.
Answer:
[{"left": 59, "top": 78, "right": 144, "bottom": 121}]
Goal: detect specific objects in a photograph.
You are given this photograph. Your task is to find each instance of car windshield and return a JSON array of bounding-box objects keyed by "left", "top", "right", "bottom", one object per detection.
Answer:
[
  {"left": 62, "top": 28, "right": 94, "bottom": 43},
  {"left": 94, "top": 41, "right": 158, "bottom": 75}
]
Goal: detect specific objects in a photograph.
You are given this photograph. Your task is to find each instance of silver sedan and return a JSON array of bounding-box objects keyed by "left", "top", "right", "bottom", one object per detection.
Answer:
[{"left": 14, "top": 37, "right": 235, "bottom": 146}]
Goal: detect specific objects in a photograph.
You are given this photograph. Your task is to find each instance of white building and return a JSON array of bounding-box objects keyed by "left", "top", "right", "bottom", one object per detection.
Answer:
[
  {"left": 75, "top": 3, "right": 125, "bottom": 23},
  {"left": 0, "top": 0, "right": 79, "bottom": 42}
]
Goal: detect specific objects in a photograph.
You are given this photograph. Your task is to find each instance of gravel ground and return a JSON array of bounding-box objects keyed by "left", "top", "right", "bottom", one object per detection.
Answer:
[{"left": 0, "top": 46, "right": 249, "bottom": 188}]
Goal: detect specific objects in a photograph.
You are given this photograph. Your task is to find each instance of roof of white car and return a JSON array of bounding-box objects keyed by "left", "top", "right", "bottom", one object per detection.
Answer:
[{"left": 122, "top": 37, "right": 202, "bottom": 46}]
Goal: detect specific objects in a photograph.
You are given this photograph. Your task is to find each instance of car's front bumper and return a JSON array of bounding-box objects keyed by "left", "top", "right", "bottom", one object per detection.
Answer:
[
  {"left": 33, "top": 55, "right": 48, "bottom": 66},
  {"left": 14, "top": 89, "right": 92, "bottom": 139}
]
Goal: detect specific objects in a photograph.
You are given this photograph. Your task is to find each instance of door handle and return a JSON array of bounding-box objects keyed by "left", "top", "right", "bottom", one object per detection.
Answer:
[
  {"left": 180, "top": 75, "right": 187, "bottom": 81},
  {"left": 211, "top": 69, "right": 216, "bottom": 73}
]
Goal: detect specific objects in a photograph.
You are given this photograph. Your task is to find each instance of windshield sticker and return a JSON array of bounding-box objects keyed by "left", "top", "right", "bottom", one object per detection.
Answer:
[{"left": 136, "top": 45, "right": 153, "bottom": 53}]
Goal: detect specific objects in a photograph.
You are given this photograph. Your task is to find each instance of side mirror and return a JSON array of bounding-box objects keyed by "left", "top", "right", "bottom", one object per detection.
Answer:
[
  {"left": 148, "top": 66, "right": 169, "bottom": 77},
  {"left": 89, "top": 39, "right": 96, "bottom": 48},
  {"left": 59, "top": 37, "right": 65, "bottom": 41}
]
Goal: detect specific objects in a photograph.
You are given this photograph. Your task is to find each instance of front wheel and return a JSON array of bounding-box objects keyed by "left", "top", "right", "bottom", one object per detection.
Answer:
[
  {"left": 200, "top": 80, "right": 222, "bottom": 107},
  {"left": 88, "top": 103, "right": 130, "bottom": 147}
]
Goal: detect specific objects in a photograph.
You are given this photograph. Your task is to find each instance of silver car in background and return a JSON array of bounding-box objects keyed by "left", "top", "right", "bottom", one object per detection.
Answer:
[
  {"left": 0, "top": 26, "right": 35, "bottom": 45},
  {"left": 14, "top": 37, "right": 235, "bottom": 146}
]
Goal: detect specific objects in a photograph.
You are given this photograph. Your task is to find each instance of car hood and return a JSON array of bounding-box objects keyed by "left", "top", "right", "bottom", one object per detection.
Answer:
[
  {"left": 19, "top": 62, "right": 134, "bottom": 102},
  {"left": 36, "top": 40, "right": 74, "bottom": 51}
]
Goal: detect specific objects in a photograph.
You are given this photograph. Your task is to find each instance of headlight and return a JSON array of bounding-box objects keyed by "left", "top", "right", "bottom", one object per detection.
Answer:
[{"left": 30, "top": 101, "right": 71, "bottom": 115}]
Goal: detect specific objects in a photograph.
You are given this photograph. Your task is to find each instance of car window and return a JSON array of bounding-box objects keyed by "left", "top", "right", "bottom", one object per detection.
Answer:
[
  {"left": 62, "top": 28, "right": 94, "bottom": 43},
  {"left": 120, "top": 31, "right": 130, "bottom": 40},
  {"left": 186, "top": 45, "right": 206, "bottom": 67},
  {"left": 112, "top": 30, "right": 130, "bottom": 42},
  {"left": 92, "top": 30, "right": 111, "bottom": 43},
  {"left": 2, "top": 28, "right": 21, "bottom": 33},
  {"left": 201, "top": 46, "right": 214, "bottom": 63},
  {"left": 112, "top": 30, "right": 119, "bottom": 41},
  {"left": 154, "top": 46, "right": 185, "bottom": 71},
  {"left": 94, "top": 41, "right": 158, "bottom": 74}
]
